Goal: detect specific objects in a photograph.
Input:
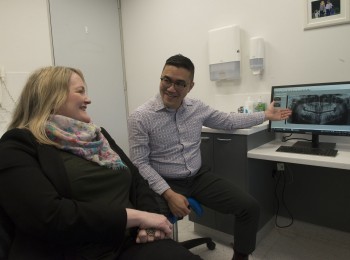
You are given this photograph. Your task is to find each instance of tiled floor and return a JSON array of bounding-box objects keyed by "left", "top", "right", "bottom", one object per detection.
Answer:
[{"left": 177, "top": 216, "right": 350, "bottom": 260}]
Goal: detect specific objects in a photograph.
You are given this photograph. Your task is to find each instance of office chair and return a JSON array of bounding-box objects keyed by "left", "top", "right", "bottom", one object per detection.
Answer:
[{"left": 168, "top": 197, "right": 216, "bottom": 251}]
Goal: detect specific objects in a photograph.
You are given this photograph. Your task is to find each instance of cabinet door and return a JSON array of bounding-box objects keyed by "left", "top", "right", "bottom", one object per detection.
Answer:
[
  {"left": 212, "top": 134, "right": 248, "bottom": 235},
  {"left": 192, "top": 133, "right": 250, "bottom": 236},
  {"left": 200, "top": 133, "right": 214, "bottom": 171},
  {"left": 189, "top": 133, "right": 216, "bottom": 228},
  {"left": 214, "top": 134, "right": 247, "bottom": 190}
]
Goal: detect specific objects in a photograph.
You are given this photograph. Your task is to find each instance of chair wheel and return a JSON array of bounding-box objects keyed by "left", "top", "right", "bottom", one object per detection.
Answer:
[{"left": 206, "top": 241, "right": 216, "bottom": 250}]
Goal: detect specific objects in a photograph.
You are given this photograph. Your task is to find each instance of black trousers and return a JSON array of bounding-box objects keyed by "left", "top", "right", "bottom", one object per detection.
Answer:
[{"left": 160, "top": 166, "right": 260, "bottom": 255}]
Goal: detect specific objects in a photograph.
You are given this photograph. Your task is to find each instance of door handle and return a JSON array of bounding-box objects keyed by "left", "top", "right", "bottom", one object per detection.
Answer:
[{"left": 216, "top": 138, "right": 232, "bottom": 142}]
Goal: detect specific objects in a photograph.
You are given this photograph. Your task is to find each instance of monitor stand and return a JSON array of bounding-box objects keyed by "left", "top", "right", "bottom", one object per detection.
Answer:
[{"left": 292, "top": 134, "right": 336, "bottom": 149}]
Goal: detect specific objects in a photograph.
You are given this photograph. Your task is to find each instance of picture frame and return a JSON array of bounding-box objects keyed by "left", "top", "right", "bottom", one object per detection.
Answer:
[{"left": 304, "top": 0, "right": 350, "bottom": 30}]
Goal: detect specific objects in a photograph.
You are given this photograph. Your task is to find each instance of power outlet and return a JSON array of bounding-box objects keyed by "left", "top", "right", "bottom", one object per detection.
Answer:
[{"left": 277, "top": 162, "right": 285, "bottom": 171}]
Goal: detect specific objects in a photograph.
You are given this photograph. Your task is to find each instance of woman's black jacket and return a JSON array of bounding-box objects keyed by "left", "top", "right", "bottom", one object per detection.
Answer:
[{"left": 0, "top": 128, "right": 159, "bottom": 259}]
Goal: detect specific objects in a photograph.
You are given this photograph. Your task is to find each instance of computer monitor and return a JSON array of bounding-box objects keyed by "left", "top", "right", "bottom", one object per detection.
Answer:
[{"left": 269, "top": 81, "right": 350, "bottom": 149}]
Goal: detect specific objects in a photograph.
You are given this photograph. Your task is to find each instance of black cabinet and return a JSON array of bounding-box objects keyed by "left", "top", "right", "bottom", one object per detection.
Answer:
[
  {"left": 190, "top": 129, "right": 275, "bottom": 235},
  {"left": 190, "top": 133, "right": 217, "bottom": 231},
  {"left": 214, "top": 134, "right": 247, "bottom": 189},
  {"left": 199, "top": 133, "right": 214, "bottom": 171}
]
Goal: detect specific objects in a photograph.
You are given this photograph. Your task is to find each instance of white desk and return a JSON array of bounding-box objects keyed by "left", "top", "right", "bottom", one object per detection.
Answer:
[
  {"left": 247, "top": 140, "right": 350, "bottom": 170},
  {"left": 200, "top": 128, "right": 350, "bottom": 233},
  {"left": 202, "top": 121, "right": 269, "bottom": 135},
  {"left": 248, "top": 139, "right": 350, "bottom": 233}
]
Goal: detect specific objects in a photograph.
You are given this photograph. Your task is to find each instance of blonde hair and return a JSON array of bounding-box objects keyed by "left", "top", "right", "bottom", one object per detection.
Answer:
[{"left": 8, "top": 66, "right": 86, "bottom": 146}]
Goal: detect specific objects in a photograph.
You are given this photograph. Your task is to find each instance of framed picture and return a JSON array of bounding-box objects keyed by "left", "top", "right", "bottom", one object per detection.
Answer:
[{"left": 304, "top": 0, "right": 350, "bottom": 30}]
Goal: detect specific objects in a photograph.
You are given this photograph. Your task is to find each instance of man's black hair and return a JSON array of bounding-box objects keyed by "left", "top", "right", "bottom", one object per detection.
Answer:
[{"left": 164, "top": 54, "right": 195, "bottom": 80}]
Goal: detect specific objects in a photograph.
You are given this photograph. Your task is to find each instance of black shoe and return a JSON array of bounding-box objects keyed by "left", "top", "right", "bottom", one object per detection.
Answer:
[
  {"left": 232, "top": 253, "right": 248, "bottom": 260},
  {"left": 230, "top": 242, "right": 248, "bottom": 260}
]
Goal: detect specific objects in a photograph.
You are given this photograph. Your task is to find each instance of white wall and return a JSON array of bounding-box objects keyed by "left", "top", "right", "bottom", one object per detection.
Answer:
[
  {"left": 2, "top": 0, "right": 350, "bottom": 144},
  {"left": 0, "top": 0, "right": 129, "bottom": 152},
  {"left": 121, "top": 0, "right": 350, "bottom": 113},
  {"left": 0, "top": 0, "right": 53, "bottom": 71},
  {"left": 0, "top": 0, "right": 52, "bottom": 136}
]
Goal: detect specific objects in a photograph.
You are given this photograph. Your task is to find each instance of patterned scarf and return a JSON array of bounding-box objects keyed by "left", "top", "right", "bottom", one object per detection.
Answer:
[{"left": 45, "top": 115, "right": 127, "bottom": 170}]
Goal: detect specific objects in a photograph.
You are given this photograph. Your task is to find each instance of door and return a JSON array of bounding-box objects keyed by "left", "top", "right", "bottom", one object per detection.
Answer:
[{"left": 49, "top": 0, "right": 129, "bottom": 152}]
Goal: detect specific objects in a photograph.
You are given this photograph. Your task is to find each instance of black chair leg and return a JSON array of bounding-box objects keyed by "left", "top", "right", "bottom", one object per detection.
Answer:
[{"left": 180, "top": 237, "right": 216, "bottom": 250}]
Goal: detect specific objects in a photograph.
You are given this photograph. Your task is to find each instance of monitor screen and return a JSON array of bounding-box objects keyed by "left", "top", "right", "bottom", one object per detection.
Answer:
[{"left": 269, "top": 81, "right": 350, "bottom": 148}]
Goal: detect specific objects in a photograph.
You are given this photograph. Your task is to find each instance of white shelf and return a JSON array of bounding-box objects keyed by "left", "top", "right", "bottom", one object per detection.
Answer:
[
  {"left": 202, "top": 121, "right": 269, "bottom": 136},
  {"left": 248, "top": 140, "right": 350, "bottom": 170}
]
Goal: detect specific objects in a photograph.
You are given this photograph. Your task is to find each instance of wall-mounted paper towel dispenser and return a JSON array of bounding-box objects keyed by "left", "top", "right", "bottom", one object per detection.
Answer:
[{"left": 208, "top": 25, "right": 240, "bottom": 81}]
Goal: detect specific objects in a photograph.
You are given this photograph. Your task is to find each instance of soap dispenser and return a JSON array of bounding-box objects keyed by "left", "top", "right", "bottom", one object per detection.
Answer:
[{"left": 244, "top": 97, "right": 254, "bottom": 114}]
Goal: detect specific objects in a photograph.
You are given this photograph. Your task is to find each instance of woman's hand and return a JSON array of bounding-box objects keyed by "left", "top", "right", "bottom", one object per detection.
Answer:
[
  {"left": 126, "top": 209, "right": 173, "bottom": 240},
  {"left": 136, "top": 228, "right": 167, "bottom": 243}
]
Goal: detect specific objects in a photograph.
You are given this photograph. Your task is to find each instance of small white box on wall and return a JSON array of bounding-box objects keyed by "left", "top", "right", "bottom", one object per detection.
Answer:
[
  {"left": 208, "top": 25, "right": 240, "bottom": 81},
  {"left": 249, "top": 37, "right": 264, "bottom": 75}
]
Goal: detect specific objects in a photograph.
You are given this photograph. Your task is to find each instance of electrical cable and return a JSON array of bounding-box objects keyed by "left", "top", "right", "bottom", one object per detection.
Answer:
[
  {"left": 0, "top": 74, "right": 16, "bottom": 114},
  {"left": 274, "top": 168, "right": 294, "bottom": 228}
]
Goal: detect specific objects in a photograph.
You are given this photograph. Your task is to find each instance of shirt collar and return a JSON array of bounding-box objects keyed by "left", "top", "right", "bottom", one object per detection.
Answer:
[{"left": 154, "top": 94, "right": 166, "bottom": 111}]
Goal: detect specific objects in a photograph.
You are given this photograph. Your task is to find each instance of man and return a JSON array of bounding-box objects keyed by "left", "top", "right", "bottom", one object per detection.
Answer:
[{"left": 128, "top": 54, "right": 291, "bottom": 260}]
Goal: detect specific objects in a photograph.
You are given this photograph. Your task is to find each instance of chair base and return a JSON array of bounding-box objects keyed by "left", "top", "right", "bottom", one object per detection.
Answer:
[{"left": 180, "top": 237, "right": 216, "bottom": 250}]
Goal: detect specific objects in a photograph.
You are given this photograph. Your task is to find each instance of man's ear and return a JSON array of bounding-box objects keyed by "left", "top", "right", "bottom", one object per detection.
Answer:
[{"left": 189, "top": 81, "right": 195, "bottom": 91}]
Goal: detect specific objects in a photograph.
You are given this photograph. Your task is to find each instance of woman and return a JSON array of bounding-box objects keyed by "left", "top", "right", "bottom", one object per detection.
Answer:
[{"left": 0, "top": 66, "right": 201, "bottom": 259}]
